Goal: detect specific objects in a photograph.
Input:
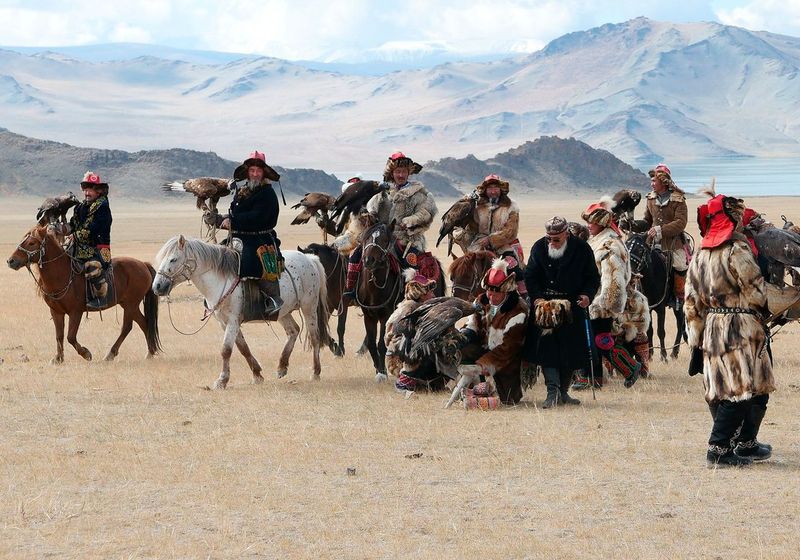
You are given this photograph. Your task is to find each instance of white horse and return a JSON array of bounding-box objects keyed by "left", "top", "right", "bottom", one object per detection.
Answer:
[{"left": 152, "top": 235, "right": 330, "bottom": 389}]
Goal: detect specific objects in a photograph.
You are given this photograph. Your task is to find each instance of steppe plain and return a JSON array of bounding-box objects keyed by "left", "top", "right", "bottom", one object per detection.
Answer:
[{"left": 1, "top": 195, "right": 798, "bottom": 559}]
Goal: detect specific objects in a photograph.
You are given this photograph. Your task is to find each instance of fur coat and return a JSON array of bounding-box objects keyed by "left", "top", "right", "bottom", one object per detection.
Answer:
[
  {"left": 367, "top": 180, "right": 437, "bottom": 251},
  {"left": 463, "top": 291, "right": 529, "bottom": 404},
  {"left": 685, "top": 235, "right": 775, "bottom": 403},
  {"left": 616, "top": 282, "right": 650, "bottom": 342},
  {"left": 588, "top": 227, "right": 631, "bottom": 325},
  {"left": 467, "top": 195, "right": 520, "bottom": 254},
  {"left": 385, "top": 298, "right": 422, "bottom": 378}
]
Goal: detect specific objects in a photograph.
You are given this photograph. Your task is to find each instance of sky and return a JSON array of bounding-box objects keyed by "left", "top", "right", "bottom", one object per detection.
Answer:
[{"left": 0, "top": 0, "right": 799, "bottom": 61}]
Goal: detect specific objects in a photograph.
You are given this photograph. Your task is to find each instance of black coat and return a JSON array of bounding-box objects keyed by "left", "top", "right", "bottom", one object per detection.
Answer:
[
  {"left": 523, "top": 235, "right": 600, "bottom": 369},
  {"left": 70, "top": 196, "right": 112, "bottom": 263},
  {"left": 227, "top": 183, "right": 281, "bottom": 279}
]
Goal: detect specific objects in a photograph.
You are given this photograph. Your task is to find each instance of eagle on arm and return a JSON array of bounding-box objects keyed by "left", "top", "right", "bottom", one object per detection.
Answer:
[
  {"left": 162, "top": 177, "right": 232, "bottom": 213},
  {"left": 36, "top": 192, "right": 79, "bottom": 226}
]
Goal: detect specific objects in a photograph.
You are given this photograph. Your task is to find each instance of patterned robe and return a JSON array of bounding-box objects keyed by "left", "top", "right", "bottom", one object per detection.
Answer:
[
  {"left": 685, "top": 235, "right": 775, "bottom": 403},
  {"left": 70, "top": 196, "right": 112, "bottom": 265}
]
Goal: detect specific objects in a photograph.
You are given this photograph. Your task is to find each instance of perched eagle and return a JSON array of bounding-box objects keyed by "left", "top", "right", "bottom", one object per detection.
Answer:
[
  {"left": 436, "top": 194, "right": 478, "bottom": 255},
  {"left": 754, "top": 227, "right": 800, "bottom": 284},
  {"left": 612, "top": 189, "right": 642, "bottom": 215},
  {"left": 290, "top": 192, "right": 337, "bottom": 225},
  {"left": 330, "top": 180, "right": 386, "bottom": 234},
  {"left": 568, "top": 221, "right": 589, "bottom": 242},
  {"left": 36, "top": 192, "right": 78, "bottom": 225},
  {"left": 162, "top": 177, "right": 231, "bottom": 213}
]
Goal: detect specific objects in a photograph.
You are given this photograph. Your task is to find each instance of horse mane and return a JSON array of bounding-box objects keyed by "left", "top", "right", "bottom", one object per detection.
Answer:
[
  {"left": 156, "top": 236, "right": 240, "bottom": 276},
  {"left": 448, "top": 250, "right": 495, "bottom": 277}
]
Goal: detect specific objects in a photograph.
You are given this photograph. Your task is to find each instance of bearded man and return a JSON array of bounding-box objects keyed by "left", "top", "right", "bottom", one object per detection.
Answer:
[{"left": 523, "top": 216, "right": 600, "bottom": 408}]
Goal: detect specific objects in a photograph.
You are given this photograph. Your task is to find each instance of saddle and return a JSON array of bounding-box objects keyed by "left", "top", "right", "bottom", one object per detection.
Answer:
[
  {"left": 241, "top": 280, "right": 280, "bottom": 322},
  {"left": 85, "top": 265, "right": 115, "bottom": 310}
]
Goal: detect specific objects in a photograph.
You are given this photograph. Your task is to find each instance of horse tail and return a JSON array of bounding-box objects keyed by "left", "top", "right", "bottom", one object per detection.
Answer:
[
  {"left": 144, "top": 263, "right": 163, "bottom": 355},
  {"left": 310, "top": 256, "right": 333, "bottom": 352}
]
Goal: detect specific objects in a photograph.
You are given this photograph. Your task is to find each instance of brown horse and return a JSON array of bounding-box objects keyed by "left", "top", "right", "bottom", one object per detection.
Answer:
[
  {"left": 297, "top": 242, "right": 348, "bottom": 357},
  {"left": 7, "top": 224, "right": 161, "bottom": 363},
  {"left": 448, "top": 250, "right": 495, "bottom": 301}
]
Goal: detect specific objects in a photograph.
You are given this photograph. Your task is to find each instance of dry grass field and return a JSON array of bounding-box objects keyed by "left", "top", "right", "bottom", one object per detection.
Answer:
[{"left": 1, "top": 194, "right": 799, "bottom": 559}]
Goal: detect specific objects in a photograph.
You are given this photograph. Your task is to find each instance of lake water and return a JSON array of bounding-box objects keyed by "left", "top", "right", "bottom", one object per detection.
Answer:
[{"left": 332, "top": 157, "right": 800, "bottom": 197}]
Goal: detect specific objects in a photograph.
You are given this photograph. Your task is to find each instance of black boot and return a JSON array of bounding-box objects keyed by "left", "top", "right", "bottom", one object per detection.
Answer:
[
  {"left": 542, "top": 368, "right": 561, "bottom": 409},
  {"left": 707, "top": 445, "right": 753, "bottom": 468},
  {"left": 559, "top": 368, "right": 580, "bottom": 405},
  {"left": 734, "top": 440, "right": 772, "bottom": 461},
  {"left": 734, "top": 395, "right": 772, "bottom": 459},
  {"left": 258, "top": 279, "right": 283, "bottom": 316},
  {"left": 87, "top": 275, "right": 108, "bottom": 309}
]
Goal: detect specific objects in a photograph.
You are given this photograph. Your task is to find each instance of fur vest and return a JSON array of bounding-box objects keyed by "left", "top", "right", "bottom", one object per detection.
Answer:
[
  {"left": 368, "top": 181, "right": 437, "bottom": 251},
  {"left": 467, "top": 196, "right": 520, "bottom": 254},
  {"left": 685, "top": 237, "right": 775, "bottom": 403},
  {"left": 588, "top": 228, "right": 631, "bottom": 322}
]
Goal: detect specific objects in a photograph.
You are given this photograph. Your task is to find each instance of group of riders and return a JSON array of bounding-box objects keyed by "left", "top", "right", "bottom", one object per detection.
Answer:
[{"left": 61, "top": 151, "right": 775, "bottom": 468}]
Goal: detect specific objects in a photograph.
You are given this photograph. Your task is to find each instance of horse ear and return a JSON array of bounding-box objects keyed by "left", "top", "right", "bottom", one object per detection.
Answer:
[{"left": 178, "top": 235, "right": 186, "bottom": 249}]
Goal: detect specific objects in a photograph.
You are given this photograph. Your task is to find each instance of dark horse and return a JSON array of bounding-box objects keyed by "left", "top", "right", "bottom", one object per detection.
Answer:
[
  {"left": 297, "top": 242, "right": 348, "bottom": 357},
  {"left": 7, "top": 224, "right": 161, "bottom": 363},
  {"left": 625, "top": 232, "right": 686, "bottom": 362},
  {"left": 448, "top": 250, "right": 496, "bottom": 301},
  {"left": 356, "top": 221, "right": 445, "bottom": 381}
]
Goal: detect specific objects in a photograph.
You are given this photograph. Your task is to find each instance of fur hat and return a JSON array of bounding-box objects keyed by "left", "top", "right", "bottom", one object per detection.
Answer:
[
  {"left": 233, "top": 150, "right": 281, "bottom": 182},
  {"left": 382, "top": 151, "right": 423, "bottom": 183},
  {"left": 341, "top": 176, "right": 362, "bottom": 193},
  {"left": 696, "top": 183, "right": 745, "bottom": 249},
  {"left": 476, "top": 173, "right": 510, "bottom": 196},
  {"left": 480, "top": 258, "right": 517, "bottom": 293},
  {"left": 648, "top": 163, "right": 683, "bottom": 193},
  {"left": 545, "top": 216, "right": 569, "bottom": 235},
  {"left": 80, "top": 171, "right": 109, "bottom": 192},
  {"left": 403, "top": 268, "right": 435, "bottom": 301},
  {"left": 582, "top": 195, "right": 621, "bottom": 234}
]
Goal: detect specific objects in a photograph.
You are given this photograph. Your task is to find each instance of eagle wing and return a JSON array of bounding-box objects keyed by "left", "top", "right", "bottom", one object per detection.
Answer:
[
  {"left": 407, "top": 299, "right": 480, "bottom": 358},
  {"left": 36, "top": 192, "right": 78, "bottom": 224},
  {"left": 162, "top": 177, "right": 230, "bottom": 211},
  {"left": 437, "top": 195, "right": 477, "bottom": 247},
  {"left": 755, "top": 228, "right": 800, "bottom": 267}
]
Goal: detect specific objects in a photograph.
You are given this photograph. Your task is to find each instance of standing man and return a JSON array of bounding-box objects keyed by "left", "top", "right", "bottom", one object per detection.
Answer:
[
  {"left": 632, "top": 163, "right": 690, "bottom": 311},
  {"left": 523, "top": 217, "right": 600, "bottom": 408},
  {"left": 343, "top": 152, "right": 437, "bottom": 298},
  {"left": 686, "top": 192, "right": 775, "bottom": 467},
  {"left": 69, "top": 171, "right": 112, "bottom": 309},
  {"left": 577, "top": 198, "right": 641, "bottom": 389},
  {"left": 215, "top": 150, "right": 283, "bottom": 316}
]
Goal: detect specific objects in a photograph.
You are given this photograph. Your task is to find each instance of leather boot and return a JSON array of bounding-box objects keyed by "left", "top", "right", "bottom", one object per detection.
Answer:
[
  {"left": 734, "top": 395, "right": 772, "bottom": 460},
  {"left": 86, "top": 264, "right": 108, "bottom": 309},
  {"left": 258, "top": 278, "right": 282, "bottom": 316},
  {"left": 707, "top": 445, "right": 753, "bottom": 468},
  {"left": 559, "top": 368, "right": 580, "bottom": 405},
  {"left": 542, "top": 367, "right": 561, "bottom": 409}
]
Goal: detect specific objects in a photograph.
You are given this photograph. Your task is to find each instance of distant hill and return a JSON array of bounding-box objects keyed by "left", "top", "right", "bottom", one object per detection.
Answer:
[
  {"left": 420, "top": 136, "right": 648, "bottom": 194},
  {"left": 0, "top": 128, "right": 343, "bottom": 200}
]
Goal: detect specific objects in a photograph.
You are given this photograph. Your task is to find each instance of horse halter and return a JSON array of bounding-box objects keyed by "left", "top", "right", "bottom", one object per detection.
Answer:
[
  {"left": 157, "top": 252, "right": 198, "bottom": 284},
  {"left": 626, "top": 235, "right": 651, "bottom": 275},
  {"left": 451, "top": 260, "right": 481, "bottom": 299},
  {"left": 16, "top": 230, "right": 66, "bottom": 269}
]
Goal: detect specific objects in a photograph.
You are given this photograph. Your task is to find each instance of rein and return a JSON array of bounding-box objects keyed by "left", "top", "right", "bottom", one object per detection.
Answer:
[
  {"left": 451, "top": 259, "right": 481, "bottom": 299},
  {"left": 18, "top": 233, "right": 81, "bottom": 300},
  {"left": 356, "top": 226, "right": 403, "bottom": 310}
]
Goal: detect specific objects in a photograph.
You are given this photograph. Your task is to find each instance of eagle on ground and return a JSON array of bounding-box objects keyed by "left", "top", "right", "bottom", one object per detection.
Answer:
[
  {"left": 36, "top": 192, "right": 79, "bottom": 226},
  {"left": 436, "top": 193, "right": 478, "bottom": 256},
  {"left": 162, "top": 177, "right": 232, "bottom": 213}
]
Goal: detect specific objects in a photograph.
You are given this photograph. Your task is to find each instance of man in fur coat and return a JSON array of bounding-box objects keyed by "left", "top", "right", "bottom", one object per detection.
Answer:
[
  {"left": 631, "top": 163, "right": 690, "bottom": 311},
  {"left": 460, "top": 259, "right": 529, "bottom": 405},
  {"left": 575, "top": 198, "right": 641, "bottom": 389},
  {"left": 686, "top": 191, "right": 775, "bottom": 467},
  {"left": 343, "top": 152, "right": 438, "bottom": 297},
  {"left": 459, "top": 174, "right": 528, "bottom": 299},
  {"left": 523, "top": 216, "right": 600, "bottom": 408}
]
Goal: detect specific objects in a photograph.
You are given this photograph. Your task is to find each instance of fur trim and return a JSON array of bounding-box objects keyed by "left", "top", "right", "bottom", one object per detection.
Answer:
[
  {"left": 490, "top": 258, "right": 509, "bottom": 274},
  {"left": 599, "top": 195, "right": 615, "bottom": 211},
  {"left": 403, "top": 268, "right": 417, "bottom": 283}
]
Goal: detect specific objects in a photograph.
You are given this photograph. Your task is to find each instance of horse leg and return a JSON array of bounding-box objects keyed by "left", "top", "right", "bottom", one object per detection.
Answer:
[
  {"left": 363, "top": 317, "right": 384, "bottom": 382},
  {"left": 657, "top": 307, "right": 668, "bottom": 362},
  {"left": 670, "top": 307, "right": 685, "bottom": 359},
  {"left": 234, "top": 330, "right": 263, "bottom": 384},
  {"left": 65, "top": 311, "right": 92, "bottom": 361},
  {"left": 213, "top": 321, "right": 239, "bottom": 390},
  {"left": 356, "top": 334, "right": 369, "bottom": 356},
  {"left": 377, "top": 319, "right": 388, "bottom": 377},
  {"left": 334, "top": 306, "right": 347, "bottom": 357},
  {"left": 50, "top": 309, "right": 65, "bottom": 365},
  {"left": 276, "top": 315, "right": 300, "bottom": 378},
  {"left": 104, "top": 305, "right": 134, "bottom": 361}
]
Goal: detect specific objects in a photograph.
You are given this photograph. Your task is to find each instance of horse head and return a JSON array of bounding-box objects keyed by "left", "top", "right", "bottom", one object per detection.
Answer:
[
  {"left": 7, "top": 224, "right": 51, "bottom": 270},
  {"left": 361, "top": 222, "right": 394, "bottom": 271},
  {"left": 153, "top": 235, "right": 196, "bottom": 296},
  {"left": 448, "top": 250, "right": 494, "bottom": 301},
  {"left": 625, "top": 232, "right": 652, "bottom": 275}
]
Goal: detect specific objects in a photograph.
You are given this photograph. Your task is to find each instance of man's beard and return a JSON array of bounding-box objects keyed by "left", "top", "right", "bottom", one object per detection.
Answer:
[
  {"left": 547, "top": 239, "right": 568, "bottom": 259},
  {"left": 246, "top": 179, "right": 262, "bottom": 189}
]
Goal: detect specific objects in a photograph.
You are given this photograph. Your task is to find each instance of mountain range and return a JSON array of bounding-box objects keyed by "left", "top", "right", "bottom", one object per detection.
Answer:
[{"left": 1, "top": 17, "right": 799, "bottom": 172}]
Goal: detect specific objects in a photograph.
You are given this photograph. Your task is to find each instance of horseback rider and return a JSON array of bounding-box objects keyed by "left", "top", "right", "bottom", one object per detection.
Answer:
[
  {"left": 457, "top": 174, "right": 528, "bottom": 300},
  {"left": 67, "top": 171, "right": 112, "bottom": 309},
  {"left": 575, "top": 197, "right": 641, "bottom": 390},
  {"left": 212, "top": 151, "right": 283, "bottom": 316},
  {"left": 630, "top": 163, "right": 690, "bottom": 311},
  {"left": 342, "top": 152, "right": 438, "bottom": 299}
]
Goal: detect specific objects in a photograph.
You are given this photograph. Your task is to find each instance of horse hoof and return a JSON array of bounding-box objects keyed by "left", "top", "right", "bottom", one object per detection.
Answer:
[
  {"left": 50, "top": 357, "right": 63, "bottom": 366},
  {"left": 252, "top": 373, "right": 264, "bottom": 384},
  {"left": 103, "top": 352, "right": 116, "bottom": 362},
  {"left": 276, "top": 370, "right": 288, "bottom": 379},
  {"left": 82, "top": 350, "right": 93, "bottom": 362},
  {"left": 312, "top": 373, "right": 321, "bottom": 381},
  {"left": 375, "top": 372, "right": 388, "bottom": 383},
  {"left": 212, "top": 379, "right": 227, "bottom": 390}
]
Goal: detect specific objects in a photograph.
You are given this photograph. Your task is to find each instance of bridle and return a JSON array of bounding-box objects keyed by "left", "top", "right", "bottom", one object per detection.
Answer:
[
  {"left": 451, "top": 259, "right": 482, "bottom": 299},
  {"left": 356, "top": 224, "right": 402, "bottom": 310},
  {"left": 156, "top": 252, "right": 198, "bottom": 285},
  {"left": 16, "top": 230, "right": 80, "bottom": 300}
]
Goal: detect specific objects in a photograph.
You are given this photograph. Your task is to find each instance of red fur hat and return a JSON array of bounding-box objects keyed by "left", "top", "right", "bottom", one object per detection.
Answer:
[
  {"left": 697, "top": 184, "right": 745, "bottom": 249},
  {"left": 481, "top": 258, "right": 517, "bottom": 293}
]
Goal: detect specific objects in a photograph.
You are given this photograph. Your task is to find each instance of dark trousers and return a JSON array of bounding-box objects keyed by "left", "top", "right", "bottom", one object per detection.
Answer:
[{"left": 542, "top": 367, "right": 574, "bottom": 397}]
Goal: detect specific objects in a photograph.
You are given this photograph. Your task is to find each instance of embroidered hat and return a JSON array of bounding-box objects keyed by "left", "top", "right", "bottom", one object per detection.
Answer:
[
  {"left": 545, "top": 216, "right": 569, "bottom": 235},
  {"left": 582, "top": 195, "right": 621, "bottom": 235},
  {"left": 233, "top": 150, "right": 281, "bottom": 182},
  {"left": 80, "top": 171, "right": 109, "bottom": 191}
]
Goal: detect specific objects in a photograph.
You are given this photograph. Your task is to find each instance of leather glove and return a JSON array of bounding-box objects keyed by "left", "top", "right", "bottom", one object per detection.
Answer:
[
  {"left": 203, "top": 211, "right": 222, "bottom": 227},
  {"left": 688, "top": 347, "right": 703, "bottom": 376}
]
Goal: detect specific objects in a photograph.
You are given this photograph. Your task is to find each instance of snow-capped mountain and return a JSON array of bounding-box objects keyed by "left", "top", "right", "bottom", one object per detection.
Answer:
[{"left": 1, "top": 17, "right": 799, "bottom": 171}]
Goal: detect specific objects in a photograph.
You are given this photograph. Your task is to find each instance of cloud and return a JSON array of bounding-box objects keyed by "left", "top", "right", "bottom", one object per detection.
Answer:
[{"left": 715, "top": 1, "right": 800, "bottom": 35}]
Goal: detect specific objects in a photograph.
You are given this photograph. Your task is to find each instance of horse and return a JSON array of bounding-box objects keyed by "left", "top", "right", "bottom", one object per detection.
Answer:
[
  {"left": 625, "top": 232, "right": 686, "bottom": 362},
  {"left": 7, "top": 224, "right": 161, "bottom": 363},
  {"left": 297, "top": 242, "right": 348, "bottom": 357},
  {"left": 448, "top": 250, "right": 496, "bottom": 301},
  {"left": 152, "top": 236, "right": 330, "bottom": 389},
  {"left": 355, "top": 221, "right": 445, "bottom": 381}
]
